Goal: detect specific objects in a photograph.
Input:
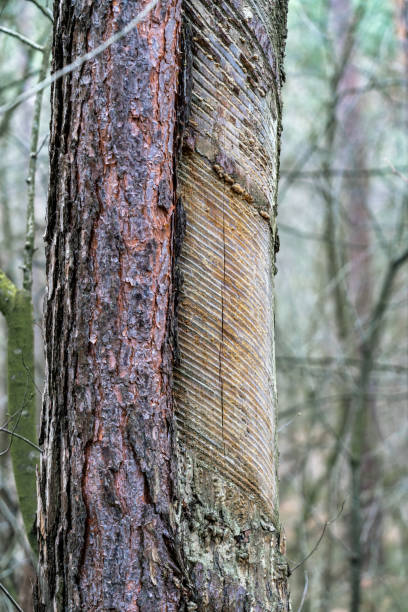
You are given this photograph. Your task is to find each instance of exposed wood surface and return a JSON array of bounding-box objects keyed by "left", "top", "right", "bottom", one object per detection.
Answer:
[
  {"left": 176, "top": 0, "right": 285, "bottom": 526},
  {"left": 176, "top": 156, "right": 276, "bottom": 510},
  {"left": 173, "top": 1, "right": 290, "bottom": 608}
]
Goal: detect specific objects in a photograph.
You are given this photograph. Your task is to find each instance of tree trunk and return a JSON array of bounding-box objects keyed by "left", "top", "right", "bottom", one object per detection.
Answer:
[
  {"left": 329, "top": 3, "right": 383, "bottom": 610},
  {"left": 36, "top": 1, "right": 289, "bottom": 610}
]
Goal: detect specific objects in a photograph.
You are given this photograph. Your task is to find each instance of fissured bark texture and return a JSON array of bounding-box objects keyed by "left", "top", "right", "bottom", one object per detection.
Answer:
[
  {"left": 36, "top": 1, "right": 182, "bottom": 610},
  {"left": 37, "top": 0, "right": 290, "bottom": 610}
]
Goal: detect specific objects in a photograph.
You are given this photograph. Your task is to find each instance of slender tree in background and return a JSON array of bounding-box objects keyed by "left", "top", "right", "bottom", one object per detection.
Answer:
[
  {"left": 0, "top": 33, "right": 49, "bottom": 557},
  {"left": 327, "top": 3, "right": 383, "bottom": 609},
  {"left": 36, "top": 1, "right": 289, "bottom": 609},
  {"left": 277, "top": 1, "right": 408, "bottom": 610}
]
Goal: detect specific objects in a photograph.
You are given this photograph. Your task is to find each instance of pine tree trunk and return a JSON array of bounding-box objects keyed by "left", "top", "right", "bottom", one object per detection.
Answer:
[{"left": 36, "top": 1, "right": 289, "bottom": 610}]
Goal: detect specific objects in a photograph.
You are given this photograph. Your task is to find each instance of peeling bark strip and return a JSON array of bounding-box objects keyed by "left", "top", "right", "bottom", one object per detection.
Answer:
[
  {"left": 37, "top": 1, "right": 182, "bottom": 609},
  {"left": 37, "top": 0, "right": 289, "bottom": 610}
]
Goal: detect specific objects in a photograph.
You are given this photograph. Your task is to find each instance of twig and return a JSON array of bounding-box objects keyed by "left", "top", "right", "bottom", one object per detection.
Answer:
[
  {"left": 0, "top": 408, "right": 25, "bottom": 430},
  {"left": 278, "top": 415, "right": 301, "bottom": 433},
  {"left": 393, "top": 245, "right": 408, "bottom": 268},
  {"left": 280, "top": 164, "right": 408, "bottom": 179},
  {"left": 0, "top": 0, "right": 160, "bottom": 114},
  {"left": 279, "top": 222, "right": 368, "bottom": 249},
  {"left": 23, "top": 38, "right": 51, "bottom": 293},
  {"left": 0, "top": 377, "right": 30, "bottom": 457},
  {"left": 34, "top": 132, "right": 48, "bottom": 157},
  {"left": 0, "top": 70, "right": 40, "bottom": 95},
  {"left": 26, "top": 0, "right": 53, "bottom": 22},
  {"left": 22, "top": 351, "right": 42, "bottom": 396},
  {"left": 291, "top": 501, "right": 345, "bottom": 573},
  {"left": 336, "top": 78, "right": 405, "bottom": 100},
  {"left": 0, "top": 581, "right": 24, "bottom": 612},
  {"left": 0, "top": 25, "right": 44, "bottom": 52},
  {"left": 363, "top": 245, "right": 408, "bottom": 355},
  {"left": 0, "top": 494, "right": 37, "bottom": 565},
  {"left": 277, "top": 355, "right": 408, "bottom": 374},
  {"left": 387, "top": 159, "right": 408, "bottom": 184},
  {"left": 297, "top": 572, "right": 309, "bottom": 612},
  {"left": 0, "top": 427, "right": 42, "bottom": 453},
  {"left": 291, "top": 524, "right": 328, "bottom": 574}
]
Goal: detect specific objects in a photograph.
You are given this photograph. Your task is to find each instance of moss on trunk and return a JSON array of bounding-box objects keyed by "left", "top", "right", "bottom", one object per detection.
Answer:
[{"left": 0, "top": 269, "right": 37, "bottom": 551}]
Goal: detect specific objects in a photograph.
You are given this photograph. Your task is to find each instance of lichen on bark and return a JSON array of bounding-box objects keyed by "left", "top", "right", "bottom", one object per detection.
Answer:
[{"left": 173, "top": 450, "right": 290, "bottom": 610}]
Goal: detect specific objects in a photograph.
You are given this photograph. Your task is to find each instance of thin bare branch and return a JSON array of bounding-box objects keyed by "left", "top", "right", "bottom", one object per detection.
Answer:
[
  {"left": 0, "top": 369, "right": 30, "bottom": 458},
  {"left": 365, "top": 245, "right": 408, "bottom": 354},
  {"left": 23, "top": 38, "right": 51, "bottom": 293},
  {"left": 291, "top": 501, "right": 345, "bottom": 573},
  {"left": 0, "top": 0, "right": 160, "bottom": 114},
  {"left": 34, "top": 132, "right": 48, "bottom": 157},
  {"left": 0, "top": 427, "right": 42, "bottom": 453},
  {"left": 280, "top": 164, "right": 408, "bottom": 179},
  {"left": 25, "top": 0, "right": 53, "bottom": 22},
  {"left": 279, "top": 222, "right": 368, "bottom": 249},
  {"left": 0, "top": 582, "right": 24, "bottom": 612},
  {"left": 0, "top": 70, "right": 40, "bottom": 95},
  {"left": 291, "top": 524, "right": 329, "bottom": 574},
  {"left": 387, "top": 159, "right": 408, "bottom": 184},
  {"left": 297, "top": 572, "right": 309, "bottom": 612},
  {"left": 277, "top": 355, "right": 408, "bottom": 374},
  {"left": 0, "top": 25, "right": 44, "bottom": 52},
  {"left": 336, "top": 78, "right": 405, "bottom": 100}
]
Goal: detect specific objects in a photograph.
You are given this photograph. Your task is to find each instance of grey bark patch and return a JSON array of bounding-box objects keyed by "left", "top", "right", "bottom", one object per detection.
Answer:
[{"left": 158, "top": 178, "right": 172, "bottom": 210}]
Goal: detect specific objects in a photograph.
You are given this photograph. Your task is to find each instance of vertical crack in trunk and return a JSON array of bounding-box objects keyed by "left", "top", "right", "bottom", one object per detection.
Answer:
[{"left": 220, "top": 183, "right": 226, "bottom": 455}]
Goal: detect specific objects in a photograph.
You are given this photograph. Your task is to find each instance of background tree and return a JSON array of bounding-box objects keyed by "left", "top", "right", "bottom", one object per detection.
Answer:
[
  {"left": 0, "top": 3, "right": 51, "bottom": 609},
  {"left": 278, "top": 1, "right": 408, "bottom": 610}
]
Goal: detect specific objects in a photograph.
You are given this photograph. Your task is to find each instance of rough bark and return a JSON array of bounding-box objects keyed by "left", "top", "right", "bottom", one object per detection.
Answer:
[
  {"left": 37, "top": 1, "right": 182, "bottom": 609},
  {"left": 36, "top": 1, "right": 289, "bottom": 610}
]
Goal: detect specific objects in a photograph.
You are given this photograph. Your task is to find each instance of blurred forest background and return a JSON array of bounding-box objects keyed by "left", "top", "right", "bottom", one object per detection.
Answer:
[
  {"left": 278, "top": 0, "right": 408, "bottom": 610},
  {"left": 0, "top": 0, "right": 407, "bottom": 610}
]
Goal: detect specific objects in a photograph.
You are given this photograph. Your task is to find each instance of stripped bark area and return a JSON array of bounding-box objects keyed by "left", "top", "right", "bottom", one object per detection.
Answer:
[
  {"left": 174, "top": 0, "right": 290, "bottom": 608},
  {"left": 37, "top": 0, "right": 290, "bottom": 610},
  {"left": 36, "top": 1, "right": 182, "bottom": 609}
]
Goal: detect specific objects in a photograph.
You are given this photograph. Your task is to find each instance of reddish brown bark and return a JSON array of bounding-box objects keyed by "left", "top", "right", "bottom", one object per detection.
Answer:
[
  {"left": 36, "top": 0, "right": 290, "bottom": 610},
  {"left": 36, "top": 1, "right": 182, "bottom": 609}
]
